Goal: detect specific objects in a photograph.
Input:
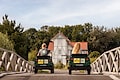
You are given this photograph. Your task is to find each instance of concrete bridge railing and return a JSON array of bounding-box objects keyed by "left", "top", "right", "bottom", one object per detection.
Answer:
[
  {"left": 0, "top": 48, "right": 33, "bottom": 72},
  {"left": 91, "top": 47, "right": 120, "bottom": 74}
]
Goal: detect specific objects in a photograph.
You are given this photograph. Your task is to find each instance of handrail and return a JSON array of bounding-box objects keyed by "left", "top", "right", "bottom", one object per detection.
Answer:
[
  {"left": 0, "top": 48, "right": 33, "bottom": 72},
  {"left": 91, "top": 47, "right": 120, "bottom": 74}
]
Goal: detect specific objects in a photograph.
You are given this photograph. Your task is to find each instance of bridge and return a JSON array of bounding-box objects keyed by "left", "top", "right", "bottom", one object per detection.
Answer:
[
  {"left": 0, "top": 48, "right": 33, "bottom": 72},
  {"left": 0, "top": 47, "right": 120, "bottom": 80},
  {"left": 91, "top": 47, "right": 120, "bottom": 74}
]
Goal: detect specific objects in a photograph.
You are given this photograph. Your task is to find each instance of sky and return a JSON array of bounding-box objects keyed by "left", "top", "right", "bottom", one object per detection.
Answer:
[{"left": 0, "top": 0, "right": 120, "bottom": 30}]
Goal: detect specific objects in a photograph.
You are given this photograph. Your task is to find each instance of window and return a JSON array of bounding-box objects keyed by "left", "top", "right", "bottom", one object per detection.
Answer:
[{"left": 81, "top": 50, "right": 88, "bottom": 54}]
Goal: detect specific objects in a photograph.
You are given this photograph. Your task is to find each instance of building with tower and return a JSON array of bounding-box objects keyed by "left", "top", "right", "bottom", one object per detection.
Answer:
[{"left": 48, "top": 32, "right": 88, "bottom": 65}]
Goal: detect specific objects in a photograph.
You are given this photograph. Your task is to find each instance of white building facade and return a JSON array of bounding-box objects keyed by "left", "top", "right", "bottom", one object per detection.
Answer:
[
  {"left": 48, "top": 32, "right": 72, "bottom": 65},
  {"left": 48, "top": 32, "right": 88, "bottom": 65}
]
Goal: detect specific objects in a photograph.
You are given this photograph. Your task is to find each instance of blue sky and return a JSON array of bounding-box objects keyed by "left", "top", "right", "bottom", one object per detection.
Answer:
[{"left": 0, "top": 0, "right": 120, "bottom": 30}]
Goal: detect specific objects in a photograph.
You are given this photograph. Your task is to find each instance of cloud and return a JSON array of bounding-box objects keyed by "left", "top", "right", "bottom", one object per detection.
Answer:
[{"left": 0, "top": 0, "right": 120, "bottom": 30}]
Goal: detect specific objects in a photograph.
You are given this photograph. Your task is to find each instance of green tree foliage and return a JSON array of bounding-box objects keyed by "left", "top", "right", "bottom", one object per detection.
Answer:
[
  {"left": 11, "top": 32, "right": 28, "bottom": 60},
  {"left": 61, "top": 25, "right": 73, "bottom": 39},
  {"left": 88, "top": 26, "right": 115, "bottom": 53},
  {"left": 0, "top": 32, "right": 14, "bottom": 50},
  {"left": 48, "top": 26, "right": 61, "bottom": 38},
  {"left": 71, "top": 25, "right": 80, "bottom": 41},
  {"left": 35, "top": 31, "right": 51, "bottom": 49},
  {"left": 71, "top": 24, "right": 84, "bottom": 41},
  {"left": 1, "top": 15, "right": 120, "bottom": 61},
  {"left": 0, "top": 14, "right": 23, "bottom": 36},
  {"left": 28, "top": 49, "right": 37, "bottom": 61},
  {"left": 83, "top": 23, "right": 93, "bottom": 41},
  {"left": 0, "top": 15, "right": 28, "bottom": 60},
  {"left": 112, "top": 28, "right": 120, "bottom": 48},
  {"left": 23, "top": 28, "right": 37, "bottom": 50},
  {"left": 0, "top": 15, "right": 14, "bottom": 35}
]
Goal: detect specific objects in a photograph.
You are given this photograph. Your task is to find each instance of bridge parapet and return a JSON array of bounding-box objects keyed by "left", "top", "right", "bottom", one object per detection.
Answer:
[
  {"left": 0, "top": 48, "right": 33, "bottom": 72},
  {"left": 91, "top": 47, "right": 120, "bottom": 74}
]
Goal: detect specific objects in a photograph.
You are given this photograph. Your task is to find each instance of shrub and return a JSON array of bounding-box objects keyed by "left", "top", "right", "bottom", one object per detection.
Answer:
[
  {"left": 89, "top": 51, "right": 100, "bottom": 58},
  {"left": 54, "top": 61, "right": 65, "bottom": 69},
  {"left": 89, "top": 51, "right": 101, "bottom": 63}
]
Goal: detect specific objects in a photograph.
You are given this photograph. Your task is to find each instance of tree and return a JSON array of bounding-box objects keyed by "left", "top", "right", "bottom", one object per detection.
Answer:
[
  {"left": 62, "top": 25, "right": 73, "bottom": 40},
  {"left": 0, "top": 32, "right": 14, "bottom": 50},
  {"left": 0, "top": 14, "right": 23, "bottom": 36},
  {"left": 111, "top": 27, "right": 120, "bottom": 48},
  {"left": 23, "top": 28, "right": 37, "bottom": 50},
  {"left": 0, "top": 14, "right": 15, "bottom": 35},
  {"left": 71, "top": 26, "right": 78, "bottom": 41},
  {"left": 0, "top": 15, "right": 29, "bottom": 60},
  {"left": 10, "top": 32, "right": 28, "bottom": 60},
  {"left": 88, "top": 26, "right": 115, "bottom": 53},
  {"left": 35, "top": 31, "right": 51, "bottom": 49},
  {"left": 48, "top": 26, "right": 61, "bottom": 38},
  {"left": 1, "top": 14, "right": 120, "bottom": 61},
  {"left": 28, "top": 49, "right": 37, "bottom": 61},
  {"left": 83, "top": 23, "right": 93, "bottom": 41},
  {"left": 71, "top": 23, "right": 93, "bottom": 42}
]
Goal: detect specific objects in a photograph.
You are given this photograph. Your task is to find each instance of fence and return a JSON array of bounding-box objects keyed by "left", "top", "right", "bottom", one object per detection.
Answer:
[
  {"left": 0, "top": 48, "right": 33, "bottom": 72},
  {"left": 91, "top": 47, "right": 120, "bottom": 74}
]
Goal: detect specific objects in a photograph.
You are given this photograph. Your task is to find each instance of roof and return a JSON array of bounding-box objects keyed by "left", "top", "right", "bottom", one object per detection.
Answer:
[
  {"left": 48, "top": 41, "right": 88, "bottom": 51},
  {"left": 69, "top": 42, "right": 76, "bottom": 47},
  {"left": 51, "top": 32, "right": 70, "bottom": 42},
  {"left": 48, "top": 41, "right": 54, "bottom": 50},
  {"left": 48, "top": 32, "right": 88, "bottom": 51},
  {"left": 69, "top": 42, "right": 88, "bottom": 50},
  {"left": 80, "top": 42, "right": 88, "bottom": 50}
]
